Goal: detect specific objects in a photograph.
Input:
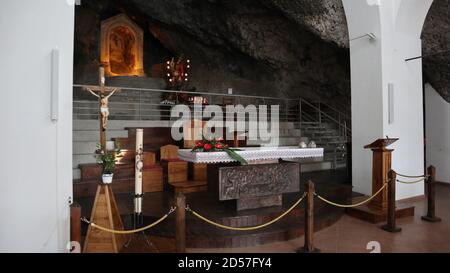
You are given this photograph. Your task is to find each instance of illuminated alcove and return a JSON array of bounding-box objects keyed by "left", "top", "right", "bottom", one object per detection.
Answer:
[{"left": 100, "top": 14, "right": 145, "bottom": 77}]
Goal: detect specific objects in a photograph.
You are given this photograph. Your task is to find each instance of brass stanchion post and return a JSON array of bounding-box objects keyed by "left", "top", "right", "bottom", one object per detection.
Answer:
[
  {"left": 422, "top": 166, "right": 441, "bottom": 222},
  {"left": 297, "top": 180, "right": 320, "bottom": 253},
  {"left": 175, "top": 193, "right": 186, "bottom": 253},
  {"left": 381, "top": 170, "right": 401, "bottom": 232}
]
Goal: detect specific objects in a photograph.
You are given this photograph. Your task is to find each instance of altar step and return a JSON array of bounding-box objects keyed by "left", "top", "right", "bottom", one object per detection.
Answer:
[
  {"left": 76, "top": 175, "right": 352, "bottom": 248},
  {"left": 75, "top": 169, "right": 208, "bottom": 197},
  {"left": 247, "top": 137, "right": 303, "bottom": 146},
  {"left": 79, "top": 163, "right": 135, "bottom": 181},
  {"left": 73, "top": 118, "right": 348, "bottom": 182},
  {"left": 73, "top": 166, "right": 350, "bottom": 198},
  {"left": 182, "top": 205, "right": 342, "bottom": 248},
  {"left": 74, "top": 77, "right": 166, "bottom": 120},
  {"left": 111, "top": 127, "right": 180, "bottom": 151},
  {"left": 73, "top": 178, "right": 135, "bottom": 198},
  {"left": 72, "top": 120, "right": 172, "bottom": 180},
  {"left": 73, "top": 119, "right": 171, "bottom": 131},
  {"left": 73, "top": 125, "right": 193, "bottom": 198},
  {"left": 72, "top": 120, "right": 128, "bottom": 180},
  {"left": 76, "top": 185, "right": 352, "bottom": 248},
  {"left": 299, "top": 121, "right": 348, "bottom": 170},
  {"left": 168, "top": 180, "right": 207, "bottom": 194},
  {"left": 105, "top": 76, "right": 166, "bottom": 89},
  {"left": 74, "top": 175, "right": 207, "bottom": 198}
]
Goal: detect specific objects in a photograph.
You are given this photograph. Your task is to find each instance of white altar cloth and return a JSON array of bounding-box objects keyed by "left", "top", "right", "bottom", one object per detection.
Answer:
[{"left": 178, "top": 146, "right": 324, "bottom": 164}]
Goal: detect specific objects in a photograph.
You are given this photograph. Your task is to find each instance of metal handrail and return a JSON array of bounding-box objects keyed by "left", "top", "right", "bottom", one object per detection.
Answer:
[
  {"left": 314, "top": 101, "right": 351, "bottom": 121},
  {"left": 300, "top": 98, "right": 351, "bottom": 136},
  {"left": 73, "top": 84, "right": 351, "bottom": 138},
  {"left": 73, "top": 84, "right": 299, "bottom": 102}
]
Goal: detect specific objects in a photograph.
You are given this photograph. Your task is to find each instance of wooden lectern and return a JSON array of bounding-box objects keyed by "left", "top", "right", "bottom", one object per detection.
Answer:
[
  {"left": 346, "top": 137, "right": 415, "bottom": 223},
  {"left": 364, "top": 137, "right": 398, "bottom": 212}
]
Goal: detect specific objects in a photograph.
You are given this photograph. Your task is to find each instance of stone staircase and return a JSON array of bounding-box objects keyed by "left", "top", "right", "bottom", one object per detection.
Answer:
[
  {"left": 72, "top": 120, "right": 171, "bottom": 180},
  {"left": 73, "top": 83, "right": 350, "bottom": 182},
  {"left": 73, "top": 77, "right": 167, "bottom": 121},
  {"left": 300, "top": 121, "right": 348, "bottom": 169},
  {"left": 246, "top": 120, "right": 348, "bottom": 171},
  {"left": 246, "top": 121, "right": 303, "bottom": 146},
  {"left": 73, "top": 119, "right": 348, "bottom": 182}
]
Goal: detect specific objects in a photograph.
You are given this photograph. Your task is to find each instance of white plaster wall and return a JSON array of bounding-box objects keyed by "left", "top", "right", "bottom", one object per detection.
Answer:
[
  {"left": 343, "top": 0, "right": 432, "bottom": 199},
  {"left": 425, "top": 83, "right": 450, "bottom": 184},
  {"left": 382, "top": 0, "right": 431, "bottom": 200},
  {"left": 343, "top": 0, "right": 384, "bottom": 196},
  {"left": 0, "top": 0, "right": 74, "bottom": 252}
]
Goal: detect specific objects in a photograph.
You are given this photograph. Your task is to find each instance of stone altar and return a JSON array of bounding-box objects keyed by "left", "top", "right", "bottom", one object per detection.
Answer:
[
  {"left": 179, "top": 147, "right": 324, "bottom": 210},
  {"left": 178, "top": 147, "right": 324, "bottom": 163}
]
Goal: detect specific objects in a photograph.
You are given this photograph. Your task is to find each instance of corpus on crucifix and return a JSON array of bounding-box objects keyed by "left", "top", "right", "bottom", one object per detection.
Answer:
[
  {"left": 86, "top": 86, "right": 118, "bottom": 130},
  {"left": 83, "top": 66, "right": 120, "bottom": 151}
]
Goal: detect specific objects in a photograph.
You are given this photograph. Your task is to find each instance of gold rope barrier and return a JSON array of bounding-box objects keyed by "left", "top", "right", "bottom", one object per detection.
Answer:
[
  {"left": 81, "top": 206, "right": 176, "bottom": 235},
  {"left": 186, "top": 192, "right": 307, "bottom": 231},
  {"left": 395, "top": 172, "right": 429, "bottom": 179},
  {"left": 396, "top": 177, "right": 427, "bottom": 184},
  {"left": 314, "top": 183, "right": 387, "bottom": 208}
]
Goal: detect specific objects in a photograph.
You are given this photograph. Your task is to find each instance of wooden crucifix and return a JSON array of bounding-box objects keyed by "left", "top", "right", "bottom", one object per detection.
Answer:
[
  {"left": 83, "top": 66, "right": 120, "bottom": 151},
  {"left": 82, "top": 67, "right": 126, "bottom": 253}
]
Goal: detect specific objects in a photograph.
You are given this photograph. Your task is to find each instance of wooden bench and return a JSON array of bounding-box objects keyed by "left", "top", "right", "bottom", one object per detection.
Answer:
[
  {"left": 160, "top": 145, "right": 206, "bottom": 193},
  {"left": 142, "top": 151, "right": 163, "bottom": 193}
]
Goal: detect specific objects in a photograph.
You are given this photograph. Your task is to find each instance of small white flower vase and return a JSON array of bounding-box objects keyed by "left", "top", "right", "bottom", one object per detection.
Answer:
[{"left": 102, "top": 174, "right": 114, "bottom": 184}]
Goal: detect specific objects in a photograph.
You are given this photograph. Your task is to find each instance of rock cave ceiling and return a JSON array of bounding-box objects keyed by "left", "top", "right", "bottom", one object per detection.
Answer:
[{"left": 77, "top": 0, "right": 450, "bottom": 107}]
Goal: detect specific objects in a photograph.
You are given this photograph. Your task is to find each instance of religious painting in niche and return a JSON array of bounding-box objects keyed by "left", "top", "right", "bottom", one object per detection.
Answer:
[
  {"left": 109, "top": 26, "right": 136, "bottom": 75},
  {"left": 100, "top": 14, "right": 145, "bottom": 77}
]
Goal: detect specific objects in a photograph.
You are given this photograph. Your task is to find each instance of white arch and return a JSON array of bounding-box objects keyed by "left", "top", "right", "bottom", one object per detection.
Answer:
[
  {"left": 343, "top": 0, "right": 381, "bottom": 42},
  {"left": 395, "top": 0, "right": 433, "bottom": 39},
  {"left": 341, "top": 0, "right": 434, "bottom": 199}
]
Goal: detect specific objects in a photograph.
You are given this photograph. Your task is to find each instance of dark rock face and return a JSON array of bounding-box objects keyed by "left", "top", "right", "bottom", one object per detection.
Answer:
[
  {"left": 422, "top": 0, "right": 450, "bottom": 102},
  {"left": 74, "top": 0, "right": 351, "bottom": 112},
  {"left": 73, "top": 0, "right": 450, "bottom": 112},
  {"left": 140, "top": 0, "right": 351, "bottom": 103},
  {"left": 261, "top": 0, "right": 349, "bottom": 47},
  {"left": 259, "top": 0, "right": 450, "bottom": 103},
  {"left": 73, "top": 6, "right": 101, "bottom": 85},
  {"left": 73, "top": 0, "right": 174, "bottom": 85}
]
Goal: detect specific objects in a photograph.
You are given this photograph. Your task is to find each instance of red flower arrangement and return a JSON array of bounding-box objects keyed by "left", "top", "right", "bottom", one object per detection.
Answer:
[{"left": 191, "top": 136, "right": 248, "bottom": 165}]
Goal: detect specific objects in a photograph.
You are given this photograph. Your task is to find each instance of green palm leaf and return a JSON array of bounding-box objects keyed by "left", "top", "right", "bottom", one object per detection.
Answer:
[{"left": 224, "top": 148, "right": 248, "bottom": 165}]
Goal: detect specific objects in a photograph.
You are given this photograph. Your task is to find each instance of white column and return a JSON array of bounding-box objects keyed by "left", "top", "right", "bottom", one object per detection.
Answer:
[
  {"left": 343, "top": 0, "right": 433, "bottom": 199},
  {"left": 425, "top": 84, "right": 450, "bottom": 184},
  {"left": 0, "top": 0, "right": 75, "bottom": 252},
  {"left": 343, "top": 0, "right": 384, "bottom": 196}
]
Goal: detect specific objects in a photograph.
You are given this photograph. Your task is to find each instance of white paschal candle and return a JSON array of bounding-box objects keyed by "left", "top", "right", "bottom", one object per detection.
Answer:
[{"left": 135, "top": 129, "right": 144, "bottom": 214}]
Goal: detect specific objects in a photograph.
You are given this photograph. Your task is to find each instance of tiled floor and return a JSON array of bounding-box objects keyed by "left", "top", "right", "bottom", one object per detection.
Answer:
[{"left": 188, "top": 184, "right": 450, "bottom": 253}]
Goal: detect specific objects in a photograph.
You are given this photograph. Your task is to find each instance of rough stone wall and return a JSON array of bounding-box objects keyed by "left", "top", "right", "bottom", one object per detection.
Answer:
[
  {"left": 74, "top": 0, "right": 351, "bottom": 113},
  {"left": 73, "top": 0, "right": 450, "bottom": 116},
  {"left": 422, "top": 0, "right": 450, "bottom": 102},
  {"left": 73, "top": 0, "right": 173, "bottom": 85},
  {"left": 261, "top": 0, "right": 349, "bottom": 47}
]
